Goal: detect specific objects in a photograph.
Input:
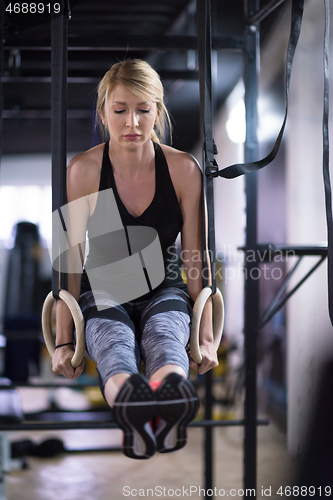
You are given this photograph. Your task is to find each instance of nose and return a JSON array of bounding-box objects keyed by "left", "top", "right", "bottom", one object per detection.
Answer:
[{"left": 126, "top": 111, "right": 139, "bottom": 128}]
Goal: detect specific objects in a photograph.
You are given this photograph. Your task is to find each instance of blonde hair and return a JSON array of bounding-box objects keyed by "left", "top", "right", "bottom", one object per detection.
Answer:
[{"left": 96, "top": 59, "right": 172, "bottom": 144}]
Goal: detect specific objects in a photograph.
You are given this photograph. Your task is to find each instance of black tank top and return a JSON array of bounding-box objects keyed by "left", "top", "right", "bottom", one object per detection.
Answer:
[{"left": 80, "top": 141, "right": 187, "bottom": 301}]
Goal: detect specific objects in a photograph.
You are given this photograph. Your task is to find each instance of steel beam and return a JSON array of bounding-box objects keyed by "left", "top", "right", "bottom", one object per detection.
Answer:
[
  {"left": 4, "top": 35, "right": 245, "bottom": 51},
  {"left": 243, "top": 0, "right": 260, "bottom": 497},
  {"left": 0, "top": 418, "right": 270, "bottom": 432},
  {"left": 2, "top": 70, "right": 199, "bottom": 83}
]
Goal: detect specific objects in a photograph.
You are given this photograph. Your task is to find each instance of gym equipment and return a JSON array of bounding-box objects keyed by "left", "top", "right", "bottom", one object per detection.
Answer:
[
  {"left": 41, "top": 290, "right": 85, "bottom": 368},
  {"left": 190, "top": 287, "right": 224, "bottom": 365},
  {"left": 3, "top": 222, "right": 44, "bottom": 382}
]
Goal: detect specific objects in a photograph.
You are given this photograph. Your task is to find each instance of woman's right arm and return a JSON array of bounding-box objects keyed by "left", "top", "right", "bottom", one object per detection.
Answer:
[{"left": 52, "top": 153, "right": 96, "bottom": 379}]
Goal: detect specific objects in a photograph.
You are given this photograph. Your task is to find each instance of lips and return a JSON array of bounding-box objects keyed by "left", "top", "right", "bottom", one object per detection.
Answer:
[{"left": 123, "top": 134, "right": 141, "bottom": 141}]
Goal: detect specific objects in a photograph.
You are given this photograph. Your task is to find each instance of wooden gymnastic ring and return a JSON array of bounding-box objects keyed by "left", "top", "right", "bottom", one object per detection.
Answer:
[
  {"left": 41, "top": 289, "right": 86, "bottom": 369},
  {"left": 190, "top": 287, "right": 225, "bottom": 365}
]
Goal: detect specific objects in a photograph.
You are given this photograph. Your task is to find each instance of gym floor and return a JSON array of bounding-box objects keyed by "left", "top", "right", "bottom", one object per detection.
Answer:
[{"left": 5, "top": 385, "right": 297, "bottom": 500}]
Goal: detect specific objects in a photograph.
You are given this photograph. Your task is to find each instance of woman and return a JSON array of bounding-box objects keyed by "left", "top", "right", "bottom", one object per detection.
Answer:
[{"left": 52, "top": 59, "right": 218, "bottom": 459}]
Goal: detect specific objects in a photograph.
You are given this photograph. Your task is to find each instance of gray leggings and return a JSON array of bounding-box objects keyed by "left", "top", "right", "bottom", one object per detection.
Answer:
[{"left": 79, "top": 288, "right": 192, "bottom": 387}]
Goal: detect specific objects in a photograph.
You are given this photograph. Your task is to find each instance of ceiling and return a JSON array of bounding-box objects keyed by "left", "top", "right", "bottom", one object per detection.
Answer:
[{"left": 2, "top": 0, "right": 286, "bottom": 155}]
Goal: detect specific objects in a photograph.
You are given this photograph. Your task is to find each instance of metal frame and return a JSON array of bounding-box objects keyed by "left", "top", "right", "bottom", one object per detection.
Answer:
[
  {"left": 0, "top": 433, "right": 10, "bottom": 500},
  {"left": 4, "top": 34, "right": 244, "bottom": 51},
  {"left": 243, "top": 0, "right": 260, "bottom": 492},
  {"left": 0, "top": 418, "right": 269, "bottom": 432},
  {"left": 257, "top": 246, "right": 327, "bottom": 329}
]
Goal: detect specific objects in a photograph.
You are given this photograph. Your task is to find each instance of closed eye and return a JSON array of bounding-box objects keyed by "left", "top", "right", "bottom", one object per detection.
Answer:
[
  {"left": 140, "top": 109, "right": 150, "bottom": 113},
  {"left": 114, "top": 110, "right": 125, "bottom": 114}
]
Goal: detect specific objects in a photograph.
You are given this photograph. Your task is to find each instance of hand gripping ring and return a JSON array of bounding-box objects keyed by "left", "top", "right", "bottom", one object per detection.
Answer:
[
  {"left": 190, "top": 287, "right": 225, "bottom": 365},
  {"left": 41, "top": 290, "right": 86, "bottom": 369}
]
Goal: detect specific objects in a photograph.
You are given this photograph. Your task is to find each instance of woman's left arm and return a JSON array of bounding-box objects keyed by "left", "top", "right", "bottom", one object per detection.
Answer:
[{"left": 178, "top": 154, "right": 219, "bottom": 375}]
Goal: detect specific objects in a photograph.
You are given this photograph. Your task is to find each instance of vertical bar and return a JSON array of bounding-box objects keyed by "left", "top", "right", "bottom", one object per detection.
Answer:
[
  {"left": 51, "top": 4, "right": 68, "bottom": 296},
  {"left": 196, "top": 0, "right": 216, "bottom": 496},
  {"left": 0, "top": 433, "right": 9, "bottom": 500},
  {"left": 243, "top": 0, "right": 260, "bottom": 497},
  {"left": 204, "top": 369, "right": 214, "bottom": 499}
]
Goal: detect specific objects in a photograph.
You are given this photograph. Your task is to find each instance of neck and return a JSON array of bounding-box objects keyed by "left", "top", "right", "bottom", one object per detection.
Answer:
[{"left": 108, "top": 139, "right": 155, "bottom": 178}]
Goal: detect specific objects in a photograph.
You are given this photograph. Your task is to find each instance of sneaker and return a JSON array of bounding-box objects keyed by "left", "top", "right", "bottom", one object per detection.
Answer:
[
  {"left": 112, "top": 374, "right": 157, "bottom": 459},
  {"left": 155, "top": 373, "right": 199, "bottom": 453}
]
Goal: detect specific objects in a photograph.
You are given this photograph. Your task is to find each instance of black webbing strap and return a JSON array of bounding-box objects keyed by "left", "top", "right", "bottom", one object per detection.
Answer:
[
  {"left": 51, "top": 1, "right": 70, "bottom": 299},
  {"left": 196, "top": 0, "right": 218, "bottom": 295},
  {"left": 196, "top": 2, "right": 216, "bottom": 497},
  {"left": 322, "top": 0, "right": 332, "bottom": 324},
  {"left": 210, "top": 0, "right": 304, "bottom": 180}
]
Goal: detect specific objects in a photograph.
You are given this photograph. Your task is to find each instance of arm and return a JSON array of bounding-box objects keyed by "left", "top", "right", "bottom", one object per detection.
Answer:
[
  {"left": 179, "top": 155, "right": 219, "bottom": 375},
  {"left": 52, "top": 154, "right": 94, "bottom": 379}
]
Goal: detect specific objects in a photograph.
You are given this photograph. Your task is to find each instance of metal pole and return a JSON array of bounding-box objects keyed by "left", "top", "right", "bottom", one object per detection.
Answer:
[
  {"left": 51, "top": 2, "right": 69, "bottom": 297},
  {"left": 243, "top": 0, "right": 260, "bottom": 497},
  {"left": 4, "top": 35, "right": 245, "bottom": 52},
  {"left": 204, "top": 369, "right": 214, "bottom": 498},
  {"left": 196, "top": 0, "right": 217, "bottom": 495},
  {"left": 0, "top": 433, "right": 9, "bottom": 500}
]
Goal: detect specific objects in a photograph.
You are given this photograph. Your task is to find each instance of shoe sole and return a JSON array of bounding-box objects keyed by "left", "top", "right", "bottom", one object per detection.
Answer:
[
  {"left": 112, "top": 374, "right": 157, "bottom": 459},
  {"left": 156, "top": 374, "right": 199, "bottom": 453}
]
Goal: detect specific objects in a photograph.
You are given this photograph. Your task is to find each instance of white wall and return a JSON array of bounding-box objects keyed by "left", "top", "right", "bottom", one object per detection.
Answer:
[{"left": 285, "top": 0, "right": 333, "bottom": 457}]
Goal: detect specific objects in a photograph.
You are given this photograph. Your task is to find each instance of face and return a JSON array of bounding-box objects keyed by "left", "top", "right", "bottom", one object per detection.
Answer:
[{"left": 101, "top": 84, "right": 158, "bottom": 150}]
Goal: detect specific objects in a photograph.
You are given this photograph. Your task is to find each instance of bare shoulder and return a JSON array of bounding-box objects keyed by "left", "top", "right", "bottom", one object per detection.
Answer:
[
  {"left": 67, "top": 143, "right": 105, "bottom": 200},
  {"left": 160, "top": 144, "right": 202, "bottom": 192}
]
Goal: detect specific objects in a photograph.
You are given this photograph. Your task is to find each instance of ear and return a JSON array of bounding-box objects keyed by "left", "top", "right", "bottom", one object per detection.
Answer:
[{"left": 99, "top": 111, "right": 105, "bottom": 126}]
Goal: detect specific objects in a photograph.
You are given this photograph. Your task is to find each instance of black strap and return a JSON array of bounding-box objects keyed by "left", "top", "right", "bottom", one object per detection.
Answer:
[
  {"left": 196, "top": 3, "right": 216, "bottom": 495},
  {"left": 210, "top": 0, "right": 304, "bottom": 180},
  {"left": 51, "top": 1, "right": 70, "bottom": 299},
  {"left": 322, "top": 0, "right": 333, "bottom": 324},
  {"left": 196, "top": 0, "right": 218, "bottom": 295}
]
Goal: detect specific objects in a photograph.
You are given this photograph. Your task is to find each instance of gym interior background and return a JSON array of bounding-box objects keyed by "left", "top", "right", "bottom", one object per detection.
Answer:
[{"left": 1, "top": 0, "right": 333, "bottom": 498}]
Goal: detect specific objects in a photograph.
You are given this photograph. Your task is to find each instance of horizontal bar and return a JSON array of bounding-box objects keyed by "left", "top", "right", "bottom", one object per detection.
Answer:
[
  {"left": 67, "top": 445, "right": 121, "bottom": 453},
  {"left": 2, "top": 109, "right": 92, "bottom": 120},
  {"left": 257, "top": 243, "right": 328, "bottom": 257},
  {"left": 1, "top": 376, "right": 227, "bottom": 390},
  {"left": 2, "top": 70, "right": 199, "bottom": 84},
  {"left": 2, "top": 76, "right": 99, "bottom": 84},
  {"left": 4, "top": 35, "right": 245, "bottom": 51},
  {"left": 0, "top": 418, "right": 269, "bottom": 432},
  {"left": 2, "top": 331, "right": 43, "bottom": 339},
  {"left": 247, "top": 0, "right": 287, "bottom": 25},
  {"left": 190, "top": 418, "right": 269, "bottom": 428},
  {"left": 0, "top": 382, "right": 99, "bottom": 389},
  {"left": 239, "top": 243, "right": 328, "bottom": 260}
]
